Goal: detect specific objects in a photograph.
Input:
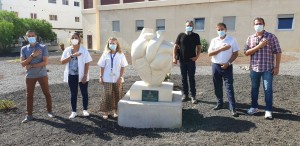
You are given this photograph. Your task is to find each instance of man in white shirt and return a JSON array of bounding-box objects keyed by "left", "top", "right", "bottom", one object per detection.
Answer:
[{"left": 208, "top": 23, "right": 240, "bottom": 117}]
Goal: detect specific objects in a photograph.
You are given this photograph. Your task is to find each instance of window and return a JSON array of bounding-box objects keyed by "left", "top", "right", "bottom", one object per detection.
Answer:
[
  {"left": 136, "top": 20, "right": 144, "bottom": 31},
  {"left": 49, "top": 15, "right": 58, "bottom": 21},
  {"left": 194, "top": 18, "right": 205, "bottom": 31},
  {"left": 75, "top": 17, "right": 80, "bottom": 22},
  {"left": 62, "top": 0, "right": 69, "bottom": 5},
  {"left": 112, "top": 21, "right": 120, "bottom": 32},
  {"left": 30, "top": 13, "right": 37, "bottom": 19},
  {"left": 74, "top": 1, "right": 80, "bottom": 7},
  {"left": 84, "top": 0, "right": 93, "bottom": 9},
  {"left": 48, "top": 0, "right": 56, "bottom": 3},
  {"left": 156, "top": 19, "right": 165, "bottom": 31},
  {"left": 278, "top": 14, "right": 294, "bottom": 30},
  {"left": 223, "top": 16, "right": 236, "bottom": 31}
]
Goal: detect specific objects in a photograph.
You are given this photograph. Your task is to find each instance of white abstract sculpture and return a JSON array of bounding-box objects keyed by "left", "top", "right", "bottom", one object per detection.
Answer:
[{"left": 131, "top": 28, "right": 173, "bottom": 86}]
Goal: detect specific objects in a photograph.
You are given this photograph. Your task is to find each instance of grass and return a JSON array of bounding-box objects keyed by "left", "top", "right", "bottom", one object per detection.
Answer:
[{"left": 0, "top": 99, "right": 16, "bottom": 111}]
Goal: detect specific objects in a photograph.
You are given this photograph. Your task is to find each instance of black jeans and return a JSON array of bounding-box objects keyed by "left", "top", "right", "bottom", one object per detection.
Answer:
[
  {"left": 68, "top": 75, "right": 89, "bottom": 112},
  {"left": 180, "top": 61, "right": 196, "bottom": 97},
  {"left": 212, "top": 63, "right": 236, "bottom": 110}
]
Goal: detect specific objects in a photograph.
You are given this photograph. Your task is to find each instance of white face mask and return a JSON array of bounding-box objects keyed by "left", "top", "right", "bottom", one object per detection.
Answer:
[
  {"left": 71, "top": 39, "right": 79, "bottom": 45},
  {"left": 217, "top": 30, "right": 226, "bottom": 37},
  {"left": 254, "top": 25, "right": 264, "bottom": 32}
]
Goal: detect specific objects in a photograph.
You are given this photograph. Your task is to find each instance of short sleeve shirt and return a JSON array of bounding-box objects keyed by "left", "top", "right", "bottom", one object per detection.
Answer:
[
  {"left": 244, "top": 31, "right": 282, "bottom": 72},
  {"left": 208, "top": 35, "right": 240, "bottom": 64},
  {"left": 20, "top": 43, "right": 48, "bottom": 78},
  {"left": 97, "top": 52, "right": 128, "bottom": 83},
  {"left": 175, "top": 32, "right": 201, "bottom": 62}
]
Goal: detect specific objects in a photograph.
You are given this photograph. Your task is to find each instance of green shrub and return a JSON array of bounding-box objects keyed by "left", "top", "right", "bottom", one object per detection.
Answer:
[
  {"left": 0, "top": 99, "right": 16, "bottom": 111},
  {"left": 200, "top": 38, "right": 209, "bottom": 53}
]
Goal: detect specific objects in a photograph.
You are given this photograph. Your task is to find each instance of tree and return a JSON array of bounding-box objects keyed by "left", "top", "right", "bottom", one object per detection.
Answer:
[
  {"left": 0, "top": 21, "right": 14, "bottom": 53},
  {"left": 22, "top": 18, "right": 56, "bottom": 42},
  {"left": 0, "top": 10, "right": 26, "bottom": 41}
]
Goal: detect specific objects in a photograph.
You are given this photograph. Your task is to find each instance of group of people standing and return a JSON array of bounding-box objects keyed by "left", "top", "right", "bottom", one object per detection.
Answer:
[
  {"left": 20, "top": 16, "right": 281, "bottom": 123},
  {"left": 173, "top": 17, "right": 281, "bottom": 119},
  {"left": 20, "top": 31, "right": 127, "bottom": 123}
]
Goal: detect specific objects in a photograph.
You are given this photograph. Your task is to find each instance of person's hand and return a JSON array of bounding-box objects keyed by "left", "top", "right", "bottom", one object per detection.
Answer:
[
  {"left": 173, "top": 58, "right": 177, "bottom": 64},
  {"left": 31, "top": 49, "right": 42, "bottom": 57},
  {"left": 25, "top": 64, "right": 32, "bottom": 70},
  {"left": 116, "top": 77, "right": 122, "bottom": 85},
  {"left": 99, "top": 77, "right": 103, "bottom": 84},
  {"left": 221, "top": 63, "right": 229, "bottom": 69},
  {"left": 81, "top": 75, "right": 87, "bottom": 84},
  {"left": 190, "top": 56, "right": 198, "bottom": 62},
  {"left": 72, "top": 52, "right": 82, "bottom": 57},
  {"left": 258, "top": 39, "right": 268, "bottom": 49},
  {"left": 272, "top": 67, "right": 279, "bottom": 75},
  {"left": 220, "top": 44, "right": 231, "bottom": 51}
]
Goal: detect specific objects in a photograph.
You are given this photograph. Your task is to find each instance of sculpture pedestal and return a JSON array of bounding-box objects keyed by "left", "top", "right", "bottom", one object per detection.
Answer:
[{"left": 118, "top": 91, "right": 182, "bottom": 128}]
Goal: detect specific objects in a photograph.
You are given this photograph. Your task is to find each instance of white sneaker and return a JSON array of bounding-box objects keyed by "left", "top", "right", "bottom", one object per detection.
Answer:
[
  {"left": 83, "top": 110, "right": 90, "bottom": 117},
  {"left": 47, "top": 112, "right": 54, "bottom": 118},
  {"left": 265, "top": 111, "right": 273, "bottom": 119},
  {"left": 69, "top": 112, "right": 77, "bottom": 119},
  {"left": 247, "top": 108, "right": 259, "bottom": 115}
]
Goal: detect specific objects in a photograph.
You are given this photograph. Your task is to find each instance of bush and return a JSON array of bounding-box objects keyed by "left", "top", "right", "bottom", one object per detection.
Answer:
[
  {"left": 200, "top": 38, "right": 209, "bottom": 53},
  {"left": 0, "top": 99, "right": 16, "bottom": 111}
]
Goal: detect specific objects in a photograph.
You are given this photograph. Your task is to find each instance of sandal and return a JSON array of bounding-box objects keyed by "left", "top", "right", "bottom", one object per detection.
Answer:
[{"left": 113, "top": 113, "right": 118, "bottom": 118}]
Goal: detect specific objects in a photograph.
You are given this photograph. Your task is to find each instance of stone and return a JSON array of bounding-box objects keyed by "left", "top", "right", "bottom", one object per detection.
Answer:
[
  {"left": 130, "top": 81, "right": 173, "bottom": 102},
  {"left": 118, "top": 91, "right": 182, "bottom": 128}
]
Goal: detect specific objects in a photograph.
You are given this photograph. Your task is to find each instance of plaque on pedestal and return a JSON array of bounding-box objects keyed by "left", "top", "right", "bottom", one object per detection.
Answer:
[{"left": 142, "top": 90, "right": 158, "bottom": 102}]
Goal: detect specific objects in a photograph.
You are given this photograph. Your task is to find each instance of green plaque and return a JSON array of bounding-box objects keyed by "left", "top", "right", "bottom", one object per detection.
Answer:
[{"left": 142, "top": 90, "right": 159, "bottom": 102}]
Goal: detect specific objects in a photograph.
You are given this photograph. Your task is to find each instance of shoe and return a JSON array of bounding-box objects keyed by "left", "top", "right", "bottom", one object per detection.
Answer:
[
  {"left": 191, "top": 97, "right": 197, "bottom": 104},
  {"left": 47, "top": 112, "right": 55, "bottom": 118},
  {"left": 83, "top": 110, "right": 90, "bottom": 117},
  {"left": 265, "top": 111, "right": 273, "bottom": 119},
  {"left": 213, "top": 104, "right": 223, "bottom": 110},
  {"left": 103, "top": 115, "right": 108, "bottom": 119},
  {"left": 231, "top": 110, "right": 238, "bottom": 117},
  {"left": 22, "top": 115, "right": 34, "bottom": 123},
  {"left": 181, "top": 94, "right": 189, "bottom": 102},
  {"left": 113, "top": 113, "right": 118, "bottom": 118},
  {"left": 247, "top": 108, "right": 259, "bottom": 115},
  {"left": 69, "top": 112, "right": 77, "bottom": 119}
]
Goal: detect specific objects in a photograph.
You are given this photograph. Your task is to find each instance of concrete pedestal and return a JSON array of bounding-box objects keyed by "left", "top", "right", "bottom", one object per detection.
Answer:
[
  {"left": 130, "top": 81, "right": 173, "bottom": 102},
  {"left": 118, "top": 91, "right": 182, "bottom": 128}
]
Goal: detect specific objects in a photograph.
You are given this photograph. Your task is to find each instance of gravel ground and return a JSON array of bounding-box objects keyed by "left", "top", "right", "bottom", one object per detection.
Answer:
[{"left": 0, "top": 51, "right": 300, "bottom": 145}]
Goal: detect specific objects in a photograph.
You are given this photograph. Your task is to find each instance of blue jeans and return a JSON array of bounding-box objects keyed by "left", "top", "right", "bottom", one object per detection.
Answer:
[
  {"left": 68, "top": 75, "right": 89, "bottom": 112},
  {"left": 250, "top": 70, "right": 273, "bottom": 111},
  {"left": 212, "top": 64, "right": 236, "bottom": 110},
  {"left": 180, "top": 61, "right": 196, "bottom": 97}
]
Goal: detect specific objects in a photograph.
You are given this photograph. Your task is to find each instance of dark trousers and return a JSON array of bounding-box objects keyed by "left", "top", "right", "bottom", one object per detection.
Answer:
[
  {"left": 180, "top": 61, "right": 196, "bottom": 97},
  {"left": 26, "top": 76, "right": 52, "bottom": 115},
  {"left": 68, "top": 75, "right": 89, "bottom": 112},
  {"left": 212, "top": 63, "right": 236, "bottom": 110}
]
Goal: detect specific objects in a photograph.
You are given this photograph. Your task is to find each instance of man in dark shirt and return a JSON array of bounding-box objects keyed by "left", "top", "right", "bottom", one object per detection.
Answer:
[{"left": 173, "top": 20, "right": 202, "bottom": 104}]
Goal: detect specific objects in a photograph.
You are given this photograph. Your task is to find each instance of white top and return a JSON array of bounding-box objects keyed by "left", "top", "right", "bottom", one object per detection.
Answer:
[
  {"left": 97, "top": 52, "right": 128, "bottom": 83},
  {"left": 61, "top": 46, "right": 92, "bottom": 83},
  {"left": 208, "top": 35, "right": 240, "bottom": 64}
]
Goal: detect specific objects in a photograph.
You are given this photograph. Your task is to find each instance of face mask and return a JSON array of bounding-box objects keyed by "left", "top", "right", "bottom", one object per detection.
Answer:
[
  {"left": 71, "top": 39, "right": 79, "bottom": 45},
  {"left": 254, "top": 25, "right": 264, "bottom": 32},
  {"left": 109, "top": 44, "right": 117, "bottom": 51},
  {"left": 185, "top": 26, "right": 193, "bottom": 32},
  {"left": 28, "top": 37, "right": 36, "bottom": 44},
  {"left": 217, "top": 30, "right": 226, "bottom": 37}
]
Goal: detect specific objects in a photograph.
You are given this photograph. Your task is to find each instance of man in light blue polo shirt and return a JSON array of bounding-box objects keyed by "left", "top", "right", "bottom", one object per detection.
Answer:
[
  {"left": 20, "top": 30, "right": 54, "bottom": 123},
  {"left": 208, "top": 23, "right": 240, "bottom": 117}
]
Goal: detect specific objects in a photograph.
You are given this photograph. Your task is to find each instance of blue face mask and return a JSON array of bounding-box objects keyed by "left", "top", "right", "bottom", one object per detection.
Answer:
[
  {"left": 109, "top": 44, "right": 117, "bottom": 51},
  {"left": 217, "top": 30, "right": 226, "bottom": 37},
  {"left": 28, "top": 37, "right": 36, "bottom": 44},
  {"left": 185, "top": 26, "right": 193, "bottom": 32}
]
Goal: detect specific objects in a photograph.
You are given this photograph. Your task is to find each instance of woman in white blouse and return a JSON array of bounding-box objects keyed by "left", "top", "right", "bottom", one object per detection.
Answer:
[
  {"left": 61, "top": 32, "right": 92, "bottom": 119},
  {"left": 97, "top": 37, "right": 128, "bottom": 119}
]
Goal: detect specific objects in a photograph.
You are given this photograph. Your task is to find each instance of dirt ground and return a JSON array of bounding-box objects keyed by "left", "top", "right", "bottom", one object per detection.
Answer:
[{"left": 1, "top": 73, "right": 300, "bottom": 145}]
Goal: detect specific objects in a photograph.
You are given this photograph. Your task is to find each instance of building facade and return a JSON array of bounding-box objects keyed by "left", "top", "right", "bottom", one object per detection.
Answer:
[
  {"left": 1, "top": 0, "right": 82, "bottom": 46},
  {"left": 82, "top": 0, "right": 299, "bottom": 52}
]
